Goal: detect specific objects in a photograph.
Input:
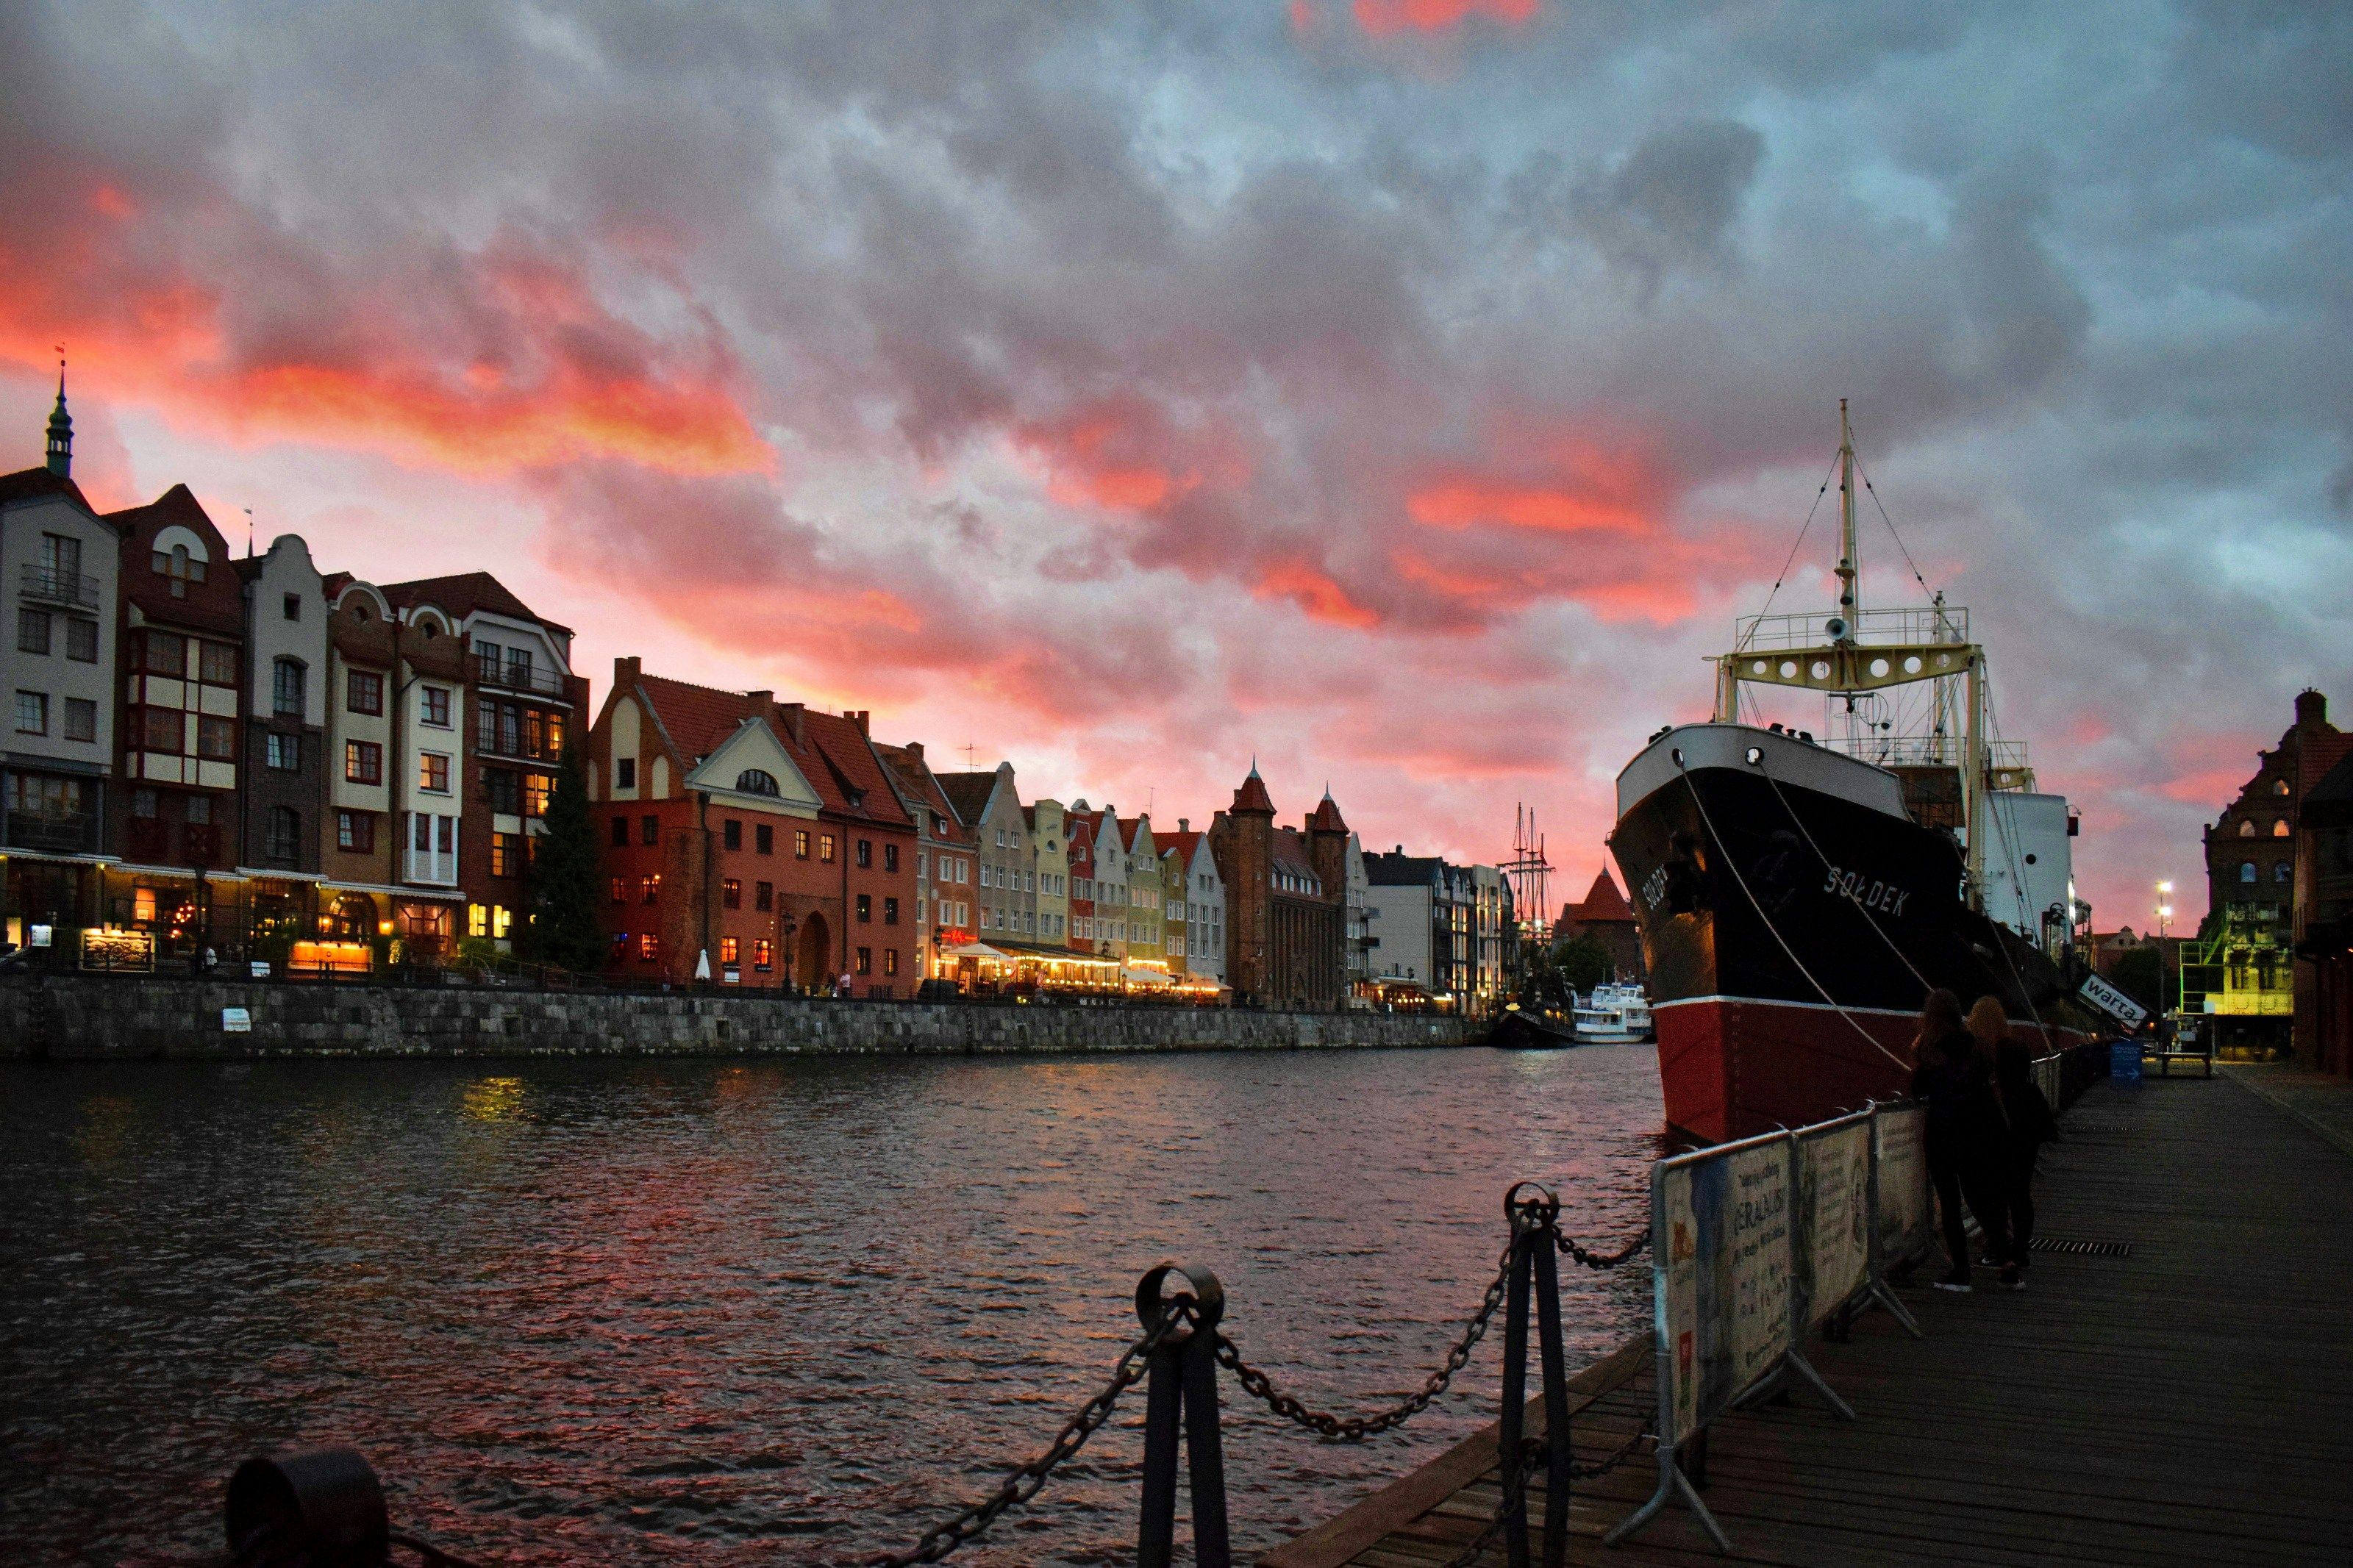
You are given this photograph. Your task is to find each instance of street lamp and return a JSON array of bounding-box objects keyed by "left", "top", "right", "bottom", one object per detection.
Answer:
[{"left": 2155, "top": 881, "right": 2175, "bottom": 1035}]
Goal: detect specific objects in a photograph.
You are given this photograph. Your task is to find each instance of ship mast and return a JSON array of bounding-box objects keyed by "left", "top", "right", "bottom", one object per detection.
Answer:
[
  {"left": 1835, "top": 397, "right": 1857, "bottom": 642},
  {"left": 1709, "top": 401, "right": 1999, "bottom": 914}
]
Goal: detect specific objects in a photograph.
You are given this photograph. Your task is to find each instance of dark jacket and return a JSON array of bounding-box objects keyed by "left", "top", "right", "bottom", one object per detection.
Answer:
[
  {"left": 1910, "top": 1053, "right": 2007, "bottom": 1167},
  {"left": 1993, "top": 1039, "right": 2059, "bottom": 1150}
]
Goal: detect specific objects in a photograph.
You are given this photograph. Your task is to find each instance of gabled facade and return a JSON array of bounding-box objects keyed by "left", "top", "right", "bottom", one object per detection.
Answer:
[
  {"left": 1065, "top": 806, "right": 1096, "bottom": 953},
  {"left": 939, "top": 762, "right": 1036, "bottom": 942},
  {"left": 1029, "top": 799, "right": 1070, "bottom": 945},
  {"left": 239, "top": 537, "right": 329, "bottom": 887},
  {"left": 1, "top": 389, "right": 122, "bottom": 945},
  {"left": 104, "top": 483, "right": 249, "bottom": 957},
  {"left": 1121, "top": 814, "right": 1161, "bottom": 966},
  {"left": 1074, "top": 801, "right": 1129, "bottom": 956},
  {"left": 589, "top": 664, "right": 918, "bottom": 994},
  {"left": 875, "top": 740, "right": 977, "bottom": 978},
  {"left": 1159, "top": 820, "right": 1227, "bottom": 984}
]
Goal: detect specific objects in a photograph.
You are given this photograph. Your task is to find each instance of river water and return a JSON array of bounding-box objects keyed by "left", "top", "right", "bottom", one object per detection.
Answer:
[{"left": 0, "top": 1047, "right": 1664, "bottom": 1566}]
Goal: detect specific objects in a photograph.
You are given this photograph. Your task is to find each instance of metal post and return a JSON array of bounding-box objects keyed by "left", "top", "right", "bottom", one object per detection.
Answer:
[
  {"left": 1134, "top": 1263, "right": 1232, "bottom": 1568},
  {"left": 1499, "top": 1182, "right": 1570, "bottom": 1568}
]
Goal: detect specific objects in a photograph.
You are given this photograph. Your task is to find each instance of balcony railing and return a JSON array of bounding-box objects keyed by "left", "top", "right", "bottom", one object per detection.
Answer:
[
  {"left": 21, "top": 564, "right": 101, "bottom": 609},
  {"left": 3, "top": 812, "right": 101, "bottom": 854},
  {"left": 472, "top": 654, "right": 570, "bottom": 699}
]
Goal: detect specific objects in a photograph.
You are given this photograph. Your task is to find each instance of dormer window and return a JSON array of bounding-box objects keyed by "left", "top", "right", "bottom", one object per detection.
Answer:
[
  {"left": 736, "top": 769, "right": 780, "bottom": 797},
  {"left": 152, "top": 543, "right": 204, "bottom": 597}
]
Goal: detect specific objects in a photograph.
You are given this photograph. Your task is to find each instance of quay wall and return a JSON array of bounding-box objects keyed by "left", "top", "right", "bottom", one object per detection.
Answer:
[{"left": 0, "top": 974, "right": 1476, "bottom": 1061}]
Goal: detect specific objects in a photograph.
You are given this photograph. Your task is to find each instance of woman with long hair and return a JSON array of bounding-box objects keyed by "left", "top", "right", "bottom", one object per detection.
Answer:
[
  {"left": 1910, "top": 989, "right": 2012, "bottom": 1291},
  {"left": 1973, "top": 997, "right": 2057, "bottom": 1289}
]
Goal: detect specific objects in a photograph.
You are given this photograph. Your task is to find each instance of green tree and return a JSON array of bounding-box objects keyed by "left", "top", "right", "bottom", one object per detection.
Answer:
[
  {"left": 517, "top": 748, "right": 605, "bottom": 973},
  {"left": 1554, "top": 934, "right": 1612, "bottom": 995}
]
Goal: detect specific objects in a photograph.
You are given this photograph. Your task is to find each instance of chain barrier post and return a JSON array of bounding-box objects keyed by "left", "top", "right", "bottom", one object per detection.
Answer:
[
  {"left": 1135, "top": 1262, "right": 1231, "bottom": 1568},
  {"left": 1497, "top": 1182, "right": 1571, "bottom": 1568}
]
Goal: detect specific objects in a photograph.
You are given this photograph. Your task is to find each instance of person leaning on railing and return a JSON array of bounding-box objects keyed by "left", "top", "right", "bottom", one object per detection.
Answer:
[{"left": 1910, "top": 988, "right": 2013, "bottom": 1293}]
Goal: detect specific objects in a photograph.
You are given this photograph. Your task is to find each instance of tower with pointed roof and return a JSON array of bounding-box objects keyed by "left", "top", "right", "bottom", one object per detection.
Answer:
[{"left": 46, "top": 367, "right": 72, "bottom": 477}]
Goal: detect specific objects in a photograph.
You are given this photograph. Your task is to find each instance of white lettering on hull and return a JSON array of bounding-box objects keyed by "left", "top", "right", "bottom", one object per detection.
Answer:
[{"left": 1821, "top": 863, "right": 1910, "bottom": 918}]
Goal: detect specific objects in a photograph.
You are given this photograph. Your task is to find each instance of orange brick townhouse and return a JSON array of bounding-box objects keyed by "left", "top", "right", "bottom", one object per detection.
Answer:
[{"left": 584, "top": 660, "right": 919, "bottom": 994}]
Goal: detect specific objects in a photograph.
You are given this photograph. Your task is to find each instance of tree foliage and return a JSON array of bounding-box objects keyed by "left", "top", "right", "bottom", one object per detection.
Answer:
[
  {"left": 517, "top": 748, "right": 605, "bottom": 973},
  {"left": 2109, "top": 946, "right": 2165, "bottom": 1011},
  {"left": 1554, "top": 935, "right": 1613, "bottom": 995}
]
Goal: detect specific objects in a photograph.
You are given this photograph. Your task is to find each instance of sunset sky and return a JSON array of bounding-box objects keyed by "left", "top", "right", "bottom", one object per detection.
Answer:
[{"left": 5, "top": 1, "right": 2347, "bottom": 929}]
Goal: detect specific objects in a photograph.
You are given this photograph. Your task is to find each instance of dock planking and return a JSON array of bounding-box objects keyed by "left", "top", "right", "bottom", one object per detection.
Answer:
[{"left": 1261, "top": 1070, "right": 2353, "bottom": 1567}]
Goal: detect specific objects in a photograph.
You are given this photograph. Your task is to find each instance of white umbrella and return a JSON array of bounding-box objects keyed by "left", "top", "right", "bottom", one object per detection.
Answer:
[{"left": 695, "top": 948, "right": 713, "bottom": 981}]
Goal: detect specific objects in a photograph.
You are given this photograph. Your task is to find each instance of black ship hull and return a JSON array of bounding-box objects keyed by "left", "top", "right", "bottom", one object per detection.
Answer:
[{"left": 1608, "top": 723, "right": 2083, "bottom": 1143}]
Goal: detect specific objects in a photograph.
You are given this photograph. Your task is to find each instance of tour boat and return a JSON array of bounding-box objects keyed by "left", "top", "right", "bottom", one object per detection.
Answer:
[
  {"left": 1572, "top": 984, "right": 1654, "bottom": 1044},
  {"left": 1607, "top": 402, "right": 2088, "bottom": 1143}
]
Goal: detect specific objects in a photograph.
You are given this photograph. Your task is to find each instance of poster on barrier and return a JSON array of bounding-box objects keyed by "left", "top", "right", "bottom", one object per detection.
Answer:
[
  {"left": 1799, "top": 1123, "right": 1871, "bottom": 1327},
  {"left": 1873, "top": 1105, "right": 1929, "bottom": 1261},
  {"left": 1658, "top": 1139, "right": 1793, "bottom": 1446}
]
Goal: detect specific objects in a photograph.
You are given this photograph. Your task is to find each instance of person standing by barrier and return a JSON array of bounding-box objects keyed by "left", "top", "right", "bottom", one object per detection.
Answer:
[
  {"left": 1911, "top": 989, "right": 2010, "bottom": 1292},
  {"left": 1977, "top": 999, "right": 2057, "bottom": 1290}
]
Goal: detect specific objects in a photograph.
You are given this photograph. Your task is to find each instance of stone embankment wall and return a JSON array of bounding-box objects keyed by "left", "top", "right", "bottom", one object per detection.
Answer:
[{"left": 0, "top": 974, "right": 1475, "bottom": 1060}]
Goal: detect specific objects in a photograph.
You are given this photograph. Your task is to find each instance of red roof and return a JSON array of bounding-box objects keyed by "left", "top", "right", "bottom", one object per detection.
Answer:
[
  {"left": 1568, "top": 870, "right": 1636, "bottom": 924},
  {"left": 1271, "top": 828, "right": 1318, "bottom": 882},
  {"left": 1159, "top": 828, "right": 1204, "bottom": 865},
  {"left": 1230, "top": 768, "right": 1275, "bottom": 815},
  {"left": 1306, "top": 792, "right": 1347, "bottom": 833},
  {"left": 629, "top": 672, "right": 912, "bottom": 828},
  {"left": 382, "top": 570, "right": 572, "bottom": 636},
  {"left": 107, "top": 484, "right": 246, "bottom": 636},
  {"left": 874, "top": 742, "right": 971, "bottom": 845}
]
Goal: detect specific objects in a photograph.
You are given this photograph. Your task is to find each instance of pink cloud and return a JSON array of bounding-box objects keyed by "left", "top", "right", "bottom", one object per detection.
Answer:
[{"left": 1350, "top": 0, "right": 1539, "bottom": 38}]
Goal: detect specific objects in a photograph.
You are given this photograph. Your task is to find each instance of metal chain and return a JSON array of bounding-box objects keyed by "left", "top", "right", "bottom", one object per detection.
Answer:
[
  {"left": 1443, "top": 1436, "right": 1540, "bottom": 1568},
  {"left": 1569, "top": 1428, "right": 1653, "bottom": 1479},
  {"left": 1212, "top": 1239, "right": 1515, "bottom": 1440},
  {"left": 869, "top": 1303, "right": 1190, "bottom": 1567},
  {"left": 1556, "top": 1228, "right": 1648, "bottom": 1270}
]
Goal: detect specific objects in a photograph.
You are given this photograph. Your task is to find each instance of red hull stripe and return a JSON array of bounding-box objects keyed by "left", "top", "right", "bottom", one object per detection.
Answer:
[{"left": 1654, "top": 995, "right": 2081, "bottom": 1146}]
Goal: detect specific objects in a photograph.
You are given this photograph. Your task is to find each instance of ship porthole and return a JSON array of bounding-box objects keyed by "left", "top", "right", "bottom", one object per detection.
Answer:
[
  {"left": 1778, "top": 660, "right": 1797, "bottom": 678},
  {"left": 1869, "top": 657, "right": 1890, "bottom": 678},
  {"left": 1904, "top": 655, "right": 1924, "bottom": 674},
  {"left": 1810, "top": 660, "right": 1830, "bottom": 679},
  {"left": 1745, "top": 747, "right": 1763, "bottom": 765},
  {"left": 1751, "top": 659, "right": 1768, "bottom": 675}
]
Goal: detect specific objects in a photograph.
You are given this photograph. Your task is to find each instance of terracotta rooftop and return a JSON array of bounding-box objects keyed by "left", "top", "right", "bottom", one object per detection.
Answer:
[
  {"left": 935, "top": 770, "right": 1001, "bottom": 828},
  {"left": 628, "top": 671, "right": 911, "bottom": 827},
  {"left": 0, "top": 465, "right": 98, "bottom": 514},
  {"left": 1568, "top": 869, "right": 1636, "bottom": 924},
  {"left": 1306, "top": 792, "right": 1348, "bottom": 834},
  {"left": 1230, "top": 767, "right": 1275, "bottom": 815}
]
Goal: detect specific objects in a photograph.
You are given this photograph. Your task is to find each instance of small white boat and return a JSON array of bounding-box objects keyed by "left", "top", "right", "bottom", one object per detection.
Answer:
[{"left": 1574, "top": 983, "right": 1654, "bottom": 1044}]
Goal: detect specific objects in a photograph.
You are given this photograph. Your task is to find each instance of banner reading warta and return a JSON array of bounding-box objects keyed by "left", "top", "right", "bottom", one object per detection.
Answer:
[{"left": 1799, "top": 1121, "right": 1871, "bottom": 1328}]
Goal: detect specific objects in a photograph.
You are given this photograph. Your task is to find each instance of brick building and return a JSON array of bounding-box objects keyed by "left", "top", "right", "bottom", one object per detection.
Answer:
[
  {"left": 588, "top": 663, "right": 918, "bottom": 993},
  {"left": 1209, "top": 768, "right": 1347, "bottom": 1009},
  {"left": 1555, "top": 869, "right": 1644, "bottom": 983}
]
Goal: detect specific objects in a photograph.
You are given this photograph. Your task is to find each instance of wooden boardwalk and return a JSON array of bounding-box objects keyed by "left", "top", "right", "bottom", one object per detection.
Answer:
[{"left": 1262, "top": 1071, "right": 2353, "bottom": 1567}]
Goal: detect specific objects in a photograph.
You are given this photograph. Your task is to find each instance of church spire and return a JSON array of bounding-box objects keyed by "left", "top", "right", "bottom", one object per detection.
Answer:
[{"left": 45, "top": 357, "right": 72, "bottom": 477}]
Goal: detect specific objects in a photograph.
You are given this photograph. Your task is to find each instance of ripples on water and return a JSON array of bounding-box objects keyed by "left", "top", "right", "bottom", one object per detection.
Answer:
[{"left": 0, "top": 1046, "right": 1665, "bottom": 1565}]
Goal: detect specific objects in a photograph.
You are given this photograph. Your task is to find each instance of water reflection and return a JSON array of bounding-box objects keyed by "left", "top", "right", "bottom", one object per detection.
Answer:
[{"left": 0, "top": 1048, "right": 1663, "bottom": 1565}]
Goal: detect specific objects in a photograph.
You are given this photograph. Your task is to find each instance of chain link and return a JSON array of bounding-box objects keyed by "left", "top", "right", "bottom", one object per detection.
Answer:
[
  {"left": 1556, "top": 1228, "right": 1648, "bottom": 1270},
  {"left": 868, "top": 1303, "right": 1191, "bottom": 1567},
  {"left": 1212, "top": 1238, "right": 1515, "bottom": 1440}
]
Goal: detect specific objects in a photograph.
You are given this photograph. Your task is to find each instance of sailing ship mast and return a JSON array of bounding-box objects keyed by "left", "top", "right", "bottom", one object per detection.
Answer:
[{"left": 1710, "top": 401, "right": 2000, "bottom": 912}]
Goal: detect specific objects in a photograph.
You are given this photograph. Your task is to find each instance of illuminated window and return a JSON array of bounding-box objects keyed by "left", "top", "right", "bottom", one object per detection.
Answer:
[
  {"left": 493, "top": 906, "right": 512, "bottom": 939},
  {"left": 468, "top": 903, "right": 488, "bottom": 937},
  {"left": 883, "top": 948, "right": 899, "bottom": 976},
  {"left": 722, "top": 878, "right": 742, "bottom": 909},
  {"left": 2274, "top": 820, "right": 2290, "bottom": 837},
  {"left": 522, "top": 774, "right": 552, "bottom": 818},
  {"left": 419, "top": 752, "right": 450, "bottom": 792},
  {"left": 640, "top": 874, "right": 660, "bottom": 905},
  {"left": 795, "top": 828, "right": 810, "bottom": 859},
  {"left": 610, "top": 876, "right": 626, "bottom": 903},
  {"left": 346, "top": 740, "right": 382, "bottom": 785},
  {"left": 638, "top": 932, "right": 659, "bottom": 962},
  {"left": 719, "top": 936, "right": 740, "bottom": 964},
  {"left": 855, "top": 945, "right": 871, "bottom": 975},
  {"left": 752, "top": 939, "right": 774, "bottom": 971},
  {"left": 820, "top": 833, "right": 836, "bottom": 862}
]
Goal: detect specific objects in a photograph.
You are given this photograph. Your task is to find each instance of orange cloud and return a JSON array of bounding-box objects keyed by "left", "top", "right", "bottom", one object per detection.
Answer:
[
  {"left": 0, "top": 177, "right": 768, "bottom": 479},
  {"left": 1013, "top": 395, "right": 1250, "bottom": 516},
  {"left": 1408, "top": 478, "right": 1653, "bottom": 534},
  {"left": 1351, "top": 0, "right": 1538, "bottom": 37},
  {"left": 1254, "top": 559, "right": 1384, "bottom": 629}
]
